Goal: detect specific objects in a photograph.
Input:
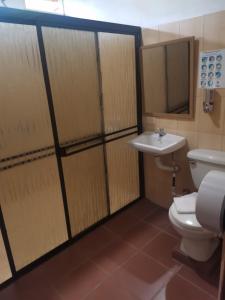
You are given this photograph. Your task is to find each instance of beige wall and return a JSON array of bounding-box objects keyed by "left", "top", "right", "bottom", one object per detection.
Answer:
[{"left": 142, "top": 10, "right": 225, "bottom": 208}]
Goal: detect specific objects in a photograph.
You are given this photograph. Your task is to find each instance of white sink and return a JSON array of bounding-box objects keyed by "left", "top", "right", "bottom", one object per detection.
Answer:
[{"left": 129, "top": 131, "right": 186, "bottom": 155}]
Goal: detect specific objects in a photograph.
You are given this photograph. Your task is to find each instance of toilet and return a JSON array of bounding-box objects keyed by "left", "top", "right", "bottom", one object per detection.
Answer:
[{"left": 169, "top": 149, "right": 225, "bottom": 262}]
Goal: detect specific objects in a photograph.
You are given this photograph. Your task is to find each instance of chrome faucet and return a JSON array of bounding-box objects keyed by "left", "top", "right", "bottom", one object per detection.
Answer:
[{"left": 155, "top": 128, "right": 166, "bottom": 137}]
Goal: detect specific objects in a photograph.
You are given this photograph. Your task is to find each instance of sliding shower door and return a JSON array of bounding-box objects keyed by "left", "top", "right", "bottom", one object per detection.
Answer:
[
  {"left": 0, "top": 156, "right": 68, "bottom": 270},
  {"left": 0, "top": 23, "right": 68, "bottom": 270},
  {"left": 0, "top": 230, "right": 11, "bottom": 283},
  {"left": 42, "top": 27, "right": 108, "bottom": 236},
  {"left": 98, "top": 32, "right": 137, "bottom": 133},
  {"left": 42, "top": 27, "right": 102, "bottom": 144},
  {"left": 98, "top": 32, "right": 140, "bottom": 213},
  {"left": 0, "top": 23, "right": 54, "bottom": 158},
  {"left": 0, "top": 9, "right": 142, "bottom": 285}
]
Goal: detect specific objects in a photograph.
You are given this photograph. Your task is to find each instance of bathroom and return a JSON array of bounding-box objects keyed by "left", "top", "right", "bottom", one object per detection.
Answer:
[{"left": 0, "top": 0, "right": 225, "bottom": 299}]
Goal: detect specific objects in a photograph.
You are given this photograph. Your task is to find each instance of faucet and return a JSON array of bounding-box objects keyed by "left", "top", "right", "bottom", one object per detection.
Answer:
[{"left": 155, "top": 128, "right": 166, "bottom": 137}]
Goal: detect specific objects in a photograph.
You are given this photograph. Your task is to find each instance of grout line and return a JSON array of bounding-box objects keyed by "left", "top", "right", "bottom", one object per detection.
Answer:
[
  {"left": 142, "top": 218, "right": 180, "bottom": 240},
  {"left": 140, "top": 248, "right": 179, "bottom": 271},
  {"left": 82, "top": 273, "right": 113, "bottom": 300}
]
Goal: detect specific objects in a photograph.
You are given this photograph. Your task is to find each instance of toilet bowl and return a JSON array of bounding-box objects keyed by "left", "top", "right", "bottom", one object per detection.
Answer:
[
  {"left": 168, "top": 149, "right": 225, "bottom": 262},
  {"left": 169, "top": 201, "right": 219, "bottom": 261}
]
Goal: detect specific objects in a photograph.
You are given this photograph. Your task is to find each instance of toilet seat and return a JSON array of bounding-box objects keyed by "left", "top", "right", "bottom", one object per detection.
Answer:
[{"left": 169, "top": 203, "right": 203, "bottom": 231}]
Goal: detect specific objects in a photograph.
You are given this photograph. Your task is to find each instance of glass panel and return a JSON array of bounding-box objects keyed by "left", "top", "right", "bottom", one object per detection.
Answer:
[
  {"left": 166, "top": 42, "right": 189, "bottom": 113},
  {"left": 142, "top": 46, "right": 166, "bottom": 113},
  {"left": 62, "top": 146, "right": 108, "bottom": 236},
  {"left": 106, "top": 134, "right": 140, "bottom": 213},
  {"left": 98, "top": 32, "right": 137, "bottom": 133},
  {"left": 0, "top": 23, "right": 54, "bottom": 159},
  {"left": 43, "top": 27, "right": 102, "bottom": 144},
  {"left": 0, "top": 156, "right": 68, "bottom": 270}
]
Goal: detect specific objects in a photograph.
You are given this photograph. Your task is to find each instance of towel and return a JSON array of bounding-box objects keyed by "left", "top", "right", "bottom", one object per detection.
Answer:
[{"left": 174, "top": 192, "right": 197, "bottom": 214}]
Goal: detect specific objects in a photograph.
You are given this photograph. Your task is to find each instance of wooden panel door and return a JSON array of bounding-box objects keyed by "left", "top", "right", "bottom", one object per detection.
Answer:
[
  {"left": 0, "top": 156, "right": 68, "bottom": 270},
  {"left": 98, "top": 32, "right": 137, "bottom": 133},
  {"left": 0, "top": 230, "right": 11, "bottom": 283},
  {"left": 62, "top": 146, "right": 108, "bottom": 236},
  {"left": 42, "top": 27, "right": 102, "bottom": 145},
  {"left": 106, "top": 134, "right": 140, "bottom": 213},
  {"left": 0, "top": 23, "right": 54, "bottom": 159}
]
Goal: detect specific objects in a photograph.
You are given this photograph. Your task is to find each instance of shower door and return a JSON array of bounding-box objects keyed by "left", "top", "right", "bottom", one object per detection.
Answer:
[
  {"left": 42, "top": 27, "right": 108, "bottom": 236},
  {"left": 43, "top": 27, "right": 141, "bottom": 229},
  {"left": 0, "top": 23, "right": 68, "bottom": 271},
  {"left": 98, "top": 32, "right": 140, "bottom": 213},
  {"left": 0, "top": 8, "right": 142, "bottom": 284}
]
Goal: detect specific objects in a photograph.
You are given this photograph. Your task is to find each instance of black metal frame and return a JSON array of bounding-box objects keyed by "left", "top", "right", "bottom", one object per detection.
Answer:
[{"left": 0, "top": 7, "right": 144, "bottom": 289}]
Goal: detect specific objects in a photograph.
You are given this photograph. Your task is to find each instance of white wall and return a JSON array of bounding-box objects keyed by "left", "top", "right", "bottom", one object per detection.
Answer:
[
  {"left": 1, "top": 0, "right": 225, "bottom": 27},
  {"left": 0, "top": 0, "right": 25, "bottom": 9},
  {"left": 63, "top": 0, "right": 225, "bottom": 27}
]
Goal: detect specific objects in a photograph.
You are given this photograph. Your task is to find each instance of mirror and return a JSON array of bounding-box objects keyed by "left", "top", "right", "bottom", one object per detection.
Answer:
[{"left": 141, "top": 37, "right": 194, "bottom": 119}]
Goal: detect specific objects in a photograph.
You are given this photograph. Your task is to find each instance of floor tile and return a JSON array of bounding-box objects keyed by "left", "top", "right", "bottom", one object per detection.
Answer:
[
  {"left": 143, "top": 232, "right": 180, "bottom": 268},
  {"left": 54, "top": 260, "right": 108, "bottom": 300},
  {"left": 91, "top": 238, "right": 137, "bottom": 273},
  {"left": 122, "top": 221, "right": 160, "bottom": 249},
  {"left": 104, "top": 209, "right": 139, "bottom": 236},
  {"left": 35, "top": 242, "right": 89, "bottom": 283},
  {"left": 126, "top": 198, "right": 159, "bottom": 220},
  {"left": 88, "top": 252, "right": 178, "bottom": 300},
  {"left": 144, "top": 209, "right": 180, "bottom": 238},
  {"left": 0, "top": 270, "right": 62, "bottom": 300},
  {"left": 0, "top": 286, "right": 61, "bottom": 300},
  {"left": 178, "top": 265, "right": 218, "bottom": 298},
  {"left": 76, "top": 225, "right": 118, "bottom": 258},
  {"left": 30, "top": 226, "right": 117, "bottom": 286},
  {"left": 85, "top": 276, "right": 139, "bottom": 300},
  {"left": 93, "top": 252, "right": 214, "bottom": 300},
  {"left": 164, "top": 274, "right": 215, "bottom": 300},
  {"left": 0, "top": 200, "right": 220, "bottom": 300}
]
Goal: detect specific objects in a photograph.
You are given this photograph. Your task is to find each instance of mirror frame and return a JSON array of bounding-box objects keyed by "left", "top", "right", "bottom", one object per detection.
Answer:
[{"left": 141, "top": 36, "right": 195, "bottom": 120}]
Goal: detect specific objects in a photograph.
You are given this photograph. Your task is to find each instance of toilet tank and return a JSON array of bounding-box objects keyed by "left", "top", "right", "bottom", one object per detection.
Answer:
[{"left": 187, "top": 149, "right": 225, "bottom": 189}]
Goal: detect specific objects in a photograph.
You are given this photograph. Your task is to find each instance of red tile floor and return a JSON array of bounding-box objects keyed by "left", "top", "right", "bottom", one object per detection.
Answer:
[{"left": 0, "top": 199, "right": 218, "bottom": 300}]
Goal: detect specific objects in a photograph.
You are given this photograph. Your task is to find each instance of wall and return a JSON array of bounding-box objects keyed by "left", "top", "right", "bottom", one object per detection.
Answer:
[
  {"left": 1, "top": 0, "right": 225, "bottom": 28},
  {"left": 142, "top": 10, "right": 225, "bottom": 208},
  {"left": 0, "top": 0, "right": 25, "bottom": 9}
]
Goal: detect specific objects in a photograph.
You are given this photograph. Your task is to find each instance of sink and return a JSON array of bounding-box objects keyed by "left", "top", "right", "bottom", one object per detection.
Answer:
[{"left": 129, "top": 131, "right": 186, "bottom": 155}]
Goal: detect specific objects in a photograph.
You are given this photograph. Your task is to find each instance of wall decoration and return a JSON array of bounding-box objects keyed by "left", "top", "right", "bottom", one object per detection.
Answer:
[{"left": 199, "top": 49, "right": 225, "bottom": 89}]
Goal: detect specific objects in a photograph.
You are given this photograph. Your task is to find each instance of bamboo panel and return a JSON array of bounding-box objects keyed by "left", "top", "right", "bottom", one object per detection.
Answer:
[
  {"left": 0, "top": 230, "right": 12, "bottom": 283},
  {"left": 106, "top": 134, "right": 140, "bottom": 213},
  {"left": 98, "top": 33, "right": 137, "bottom": 133},
  {"left": 0, "top": 23, "right": 54, "bottom": 159},
  {"left": 42, "top": 27, "right": 102, "bottom": 144},
  {"left": 0, "top": 156, "right": 68, "bottom": 270},
  {"left": 62, "top": 146, "right": 108, "bottom": 236}
]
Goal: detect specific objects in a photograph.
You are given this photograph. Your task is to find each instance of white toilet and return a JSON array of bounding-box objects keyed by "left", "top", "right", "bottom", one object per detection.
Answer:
[{"left": 169, "top": 148, "right": 225, "bottom": 262}]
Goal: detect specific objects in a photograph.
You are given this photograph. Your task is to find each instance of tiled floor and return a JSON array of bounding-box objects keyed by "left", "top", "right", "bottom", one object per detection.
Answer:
[{"left": 0, "top": 199, "right": 218, "bottom": 300}]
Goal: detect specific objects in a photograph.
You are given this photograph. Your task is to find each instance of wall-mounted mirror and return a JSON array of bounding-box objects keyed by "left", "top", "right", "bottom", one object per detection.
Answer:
[{"left": 141, "top": 36, "right": 194, "bottom": 119}]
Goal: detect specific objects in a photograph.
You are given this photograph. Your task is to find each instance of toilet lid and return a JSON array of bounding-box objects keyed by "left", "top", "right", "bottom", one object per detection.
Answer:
[{"left": 170, "top": 203, "right": 203, "bottom": 231}]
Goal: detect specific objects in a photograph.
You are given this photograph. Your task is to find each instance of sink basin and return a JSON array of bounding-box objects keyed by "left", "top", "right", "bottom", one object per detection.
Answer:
[{"left": 129, "top": 131, "right": 186, "bottom": 155}]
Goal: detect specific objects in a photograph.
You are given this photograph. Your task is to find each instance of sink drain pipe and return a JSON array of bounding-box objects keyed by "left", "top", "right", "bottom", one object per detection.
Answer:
[{"left": 154, "top": 153, "right": 180, "bottom": 197}]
